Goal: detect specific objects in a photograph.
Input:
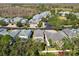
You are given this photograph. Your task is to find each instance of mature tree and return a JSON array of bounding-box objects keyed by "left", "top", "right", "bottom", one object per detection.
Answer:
[
  {"left": 10, "top": 38, "right": 46, "bottom": 56},
  {"left": 38, "top": 21, "right": 43, "bottom": 27},
  {"left": 16, "top": 21, "right": 23, "bottom": 27},
  {"left": 0, "top": 35, "right": 13, "bottom": 55},
  {"left": 0, "top": 20, "right": 8, "bottom": 26},
  {"left": 65, "top": 13, "right": 77, "bottom": 21},
  {"left": 23, "top": 16, "right": 32, "bottom": 20},
  {"left": 62, "top": 36, "right": 79, "bottom": 56},
  {"left": 48, "top": 39, "right": 53, "bottom": 47}
]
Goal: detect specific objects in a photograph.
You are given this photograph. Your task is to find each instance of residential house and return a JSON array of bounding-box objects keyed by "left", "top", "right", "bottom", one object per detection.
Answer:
[
  {"left": 0, "top": 28, "right": 5, "bottom": 32},
  {"left": 45, "top": 30, "right": 65, "bottom": 41},
  {"left": 29, "top": 14, "right": 42, "bottom": 28},
  {"left": 29, "top": 19, "right": 39, "bottom": 28},
  {"left": 62, "top": 28, "right": 77, "bottom": 38},
  {"left": 32, "top": 14, "right": 42, "bottom": 20},
  {"left": 33, "top": 29, "right": 44, "bottom": 42},
  {"left": 3, "top": 18, "right": 10, "bottom": 24},
  {"left": 29, "top": 11, "right": 51, "bottom": 28},
  {"left": 18, "top": 29, "right": 32, "bottom": 41},
  {"left": 8, "top": 29, "right": 21, "bottom": 38},
  {"left": 0, "top": 29, "right": 8, "bottom": 35},
  {"left": 20, "top": 19, "right": 28, "bottom": 25},
  {"left": 10, "top": 17, "right": 23, "bottom": 24},
  {"left": 59, "top": 11, "right": 70, "bottom": 16},
  {"left": 40, "top": 11, "right": 51, "bottom": 18},
  {"left": 73, "top": 12, "right": 79, "bottom": 19}
]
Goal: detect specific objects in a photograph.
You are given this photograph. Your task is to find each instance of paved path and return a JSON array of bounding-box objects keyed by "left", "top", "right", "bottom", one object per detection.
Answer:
[{"left": 40, "top": 50, "right": 70, "bottom": 53}]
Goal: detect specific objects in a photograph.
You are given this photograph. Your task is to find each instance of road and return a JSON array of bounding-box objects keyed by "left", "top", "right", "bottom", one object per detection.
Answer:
[{"left": 0, "top": 26, "right": 57, "bottom": 30}]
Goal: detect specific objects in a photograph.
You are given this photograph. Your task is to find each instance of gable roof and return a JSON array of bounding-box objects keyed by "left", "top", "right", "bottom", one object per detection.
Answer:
[
  {"left": 40, "top": 11, "right": 51, "bottom": 18},
  {"left": 0, "top": 29, "right": 8, "bottom": 35},
  {"left": 62, "top": 28, "right": 77, "bottom": 38},
  {"left": 33, "top": 14, "right": 42, "bottom": 20},
  {"left": 8, "top": 30, "right": 21, "bottom": 38},
  {"left": 21, "top": 19, "right": 28, "bottom": 24},
  {"left": 33, "top": 29, "right": 44, "bottom": 37},
  {"left": 12, "top": 17, "right": 23, "bottom": 23},
  {"left": 18, "top": 29, "right": 32, "bottom": 38},
  {"left": 45, "top": 30, "right": 65, "bottom": 41},
  {"left": 3, "top": 18, "right": 10, "bottom": 24}
]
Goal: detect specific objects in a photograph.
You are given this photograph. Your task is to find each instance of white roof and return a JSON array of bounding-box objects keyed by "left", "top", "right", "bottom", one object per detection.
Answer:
[
  {"left": 40, "top": 11, "right": 51, "bottom": 17},
  {"left": 29, "top": 18, "right": 41, "bottom": 24},
  {"left": 21, "top": 19, "right": 28, "bottom": 24},
  {"left": 33, "top": 14, "right": 42, "bottom": 20},
  {"left": 59, "top": 11, "right": 70, "bottom": 16},
  {"left": 3, "top": 18, "right": 10, "bottom": 24}
]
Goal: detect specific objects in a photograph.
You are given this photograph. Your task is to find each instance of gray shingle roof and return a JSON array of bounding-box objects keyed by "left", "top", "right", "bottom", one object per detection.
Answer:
[
  {"left": 29, "top": 11, "right": 51, "bottom": 24},
  {"left": 45, "top": 31, "right": 65, "bottom": 41},
  {"left": 0, "top": 28, "right": 5, "bottom": 32},
  {"left": 18, "top": 29, "right": 32, "bottom": 39},
  {"left": 3, "top": 18, "right": 10, "bottom": 24},
  {"left": 0, "top": 29, "right": 8, "bottom": 35},
  {"left": 33, "top": 14, "right": 42, "bottom": 20},
  {"left": 62, "top": 29, "right": 75, "bottom": 37},
  {"left": 40, "top": 11, "right": 51, "bottom": 18},
  {"left": 8, "top": 30, "right": 21, "bottom": 38},
  {"left": 33, "top": 29, "right": 44, "bottom": 37},
  {"left": 11, "top": 17, "right": 23, "bottom": 23}
]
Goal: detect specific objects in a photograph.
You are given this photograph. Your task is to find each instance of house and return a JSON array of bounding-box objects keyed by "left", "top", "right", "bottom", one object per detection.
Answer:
[
  {"left": 29, "top": 14, "right": 42, "bottom": 25},
  {"left": 20, "top": 19, "right": 28, "bottom": 25},
  {"left": 0, "top": 28, "right": 5, "bottom": 32},
  {"left": 0, "top": 18, "right": 10, "bottom": 25},
  {"left": 59, "top": 11, "right": 70, "bottom": 16},
  {"left": 32, "top": 14, "right": 42, "bottom": 20},
  {"left": 18, "top": 29, "right": 32, "bottom": 40},
  {"left": 29, "top": 11, "right": 51, "bottom": 28},
  {"left": 44, "top": 30, "right": 65, "bottom": 47},
  {"left": 40, "top": 11, "right": 51, "bottom": 18},
  {"left": 10, "top": 17, "right": 23, "bottom": 24},
  {"left": 0, "top": 29, "right": 8, "bottom": 35},
  {"left": 70, "top": 28, "right": 79, "bottom": 36},
  {"left": 73, "top": 13, "right": 79, "bottom": 19},
  {"left": 29, "top": 19, "right": 39, "bottom": 28},
  {"left": 3, "top": 18, "right": 10, "bottom": 24},
  {"left": 33, "top": 29, "right": 44, "bottom": 42},
  {"left": 45, "top": 30, "right": 65, "bottom": 41},
  {"left": 62, "top": 28, "right": 76, "bottom": 38},
  {"left": 8, "top": 29, "right": 21, "bottom": 38}
]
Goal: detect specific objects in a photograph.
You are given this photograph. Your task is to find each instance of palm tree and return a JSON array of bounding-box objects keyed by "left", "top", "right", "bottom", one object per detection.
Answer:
[
  {"left": 0, "top": 35, "right": 13, "bottom": 55},
  {"left": 10, "top": 38, "right": 46, "bottom": 56}
]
